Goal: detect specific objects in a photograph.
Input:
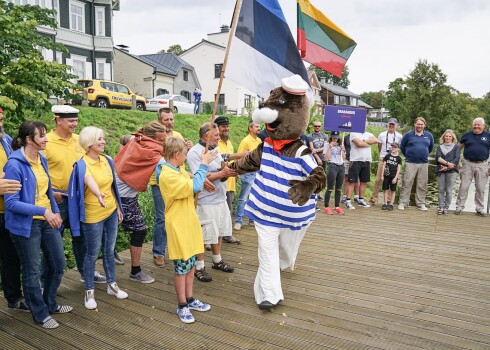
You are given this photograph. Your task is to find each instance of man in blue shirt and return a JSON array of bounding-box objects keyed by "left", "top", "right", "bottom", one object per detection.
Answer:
[
  {"left": 398, "top": 117, "right": 434, "bottom": 211},
  {"left": 454, "top": 117, "right": 490, "bottom": 216}
]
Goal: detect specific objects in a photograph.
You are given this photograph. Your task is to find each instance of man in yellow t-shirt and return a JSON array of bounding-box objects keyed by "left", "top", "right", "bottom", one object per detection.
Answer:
[
  {"left": 150, "top": 108, "right": 194, "bottom": 267},
  {"left": 234, "top": 121, "right": 262, "bottom": 231},
  {"left": 0, "top": 107, "right": 28, "bottom": 311},
  {"left": 45, "top": 105, "right": 106, "bottom": 284},
  {"left": 215, "top": 116, "right": 248, "bottom": 244}
]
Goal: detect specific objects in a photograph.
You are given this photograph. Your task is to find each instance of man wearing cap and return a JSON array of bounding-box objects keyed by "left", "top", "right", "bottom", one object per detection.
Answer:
[
  {"left": 454, "top": 117, "right": 490, "bottom": 216},
  {"left": 216, "top": 116, "right": 247, "bottom": 243},
  {"left": 0, "top": 107, "right": 29, "bottom": 311},
  {"left": 234, "top": 121, "right": 262, "bottom": 231},
  {"left": 369, "top": 118, "right": 403, "bottom": 205},
  {"left": 398, "top": 117, "right": 434, "bottom": 211},
  {"left": 45, "top": 105, "right": 106, "bottom": 284}
]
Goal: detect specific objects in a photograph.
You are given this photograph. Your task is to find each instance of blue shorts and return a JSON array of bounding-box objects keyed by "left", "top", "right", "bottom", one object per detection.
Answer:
[{"left": 173, "top": 255, "right": 198, "bottom": 275}]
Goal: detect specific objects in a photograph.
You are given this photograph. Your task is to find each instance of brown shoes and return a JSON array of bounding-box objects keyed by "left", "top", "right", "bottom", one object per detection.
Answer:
[{"left": 153, "top": 256, "right": 165, "bottom": 267}]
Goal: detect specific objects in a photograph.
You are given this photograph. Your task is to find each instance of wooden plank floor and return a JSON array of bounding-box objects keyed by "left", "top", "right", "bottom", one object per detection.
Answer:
[{"left": 1, "top": 207, "right": 490, "bottom": 349}]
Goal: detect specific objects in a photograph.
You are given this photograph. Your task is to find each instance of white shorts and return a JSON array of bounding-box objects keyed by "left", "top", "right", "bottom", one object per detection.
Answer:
[{"left": 197, "top": 201, "right": 232, "bottom": 244}]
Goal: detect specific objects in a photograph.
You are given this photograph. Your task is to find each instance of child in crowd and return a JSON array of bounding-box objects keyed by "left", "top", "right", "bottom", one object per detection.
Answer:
[
  {"left": 157, "top": 137, "right": 218, "bottom": 323},
  {"left": 381, "top": 142, "right": 402, "bottom": 210},
  {"left": 323, "top": 131, "right": 345, "bottom": 215}
]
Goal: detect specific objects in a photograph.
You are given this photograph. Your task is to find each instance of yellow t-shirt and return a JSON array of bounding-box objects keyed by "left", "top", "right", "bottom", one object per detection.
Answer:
[
  {"left": 149, "top": 130, "right": 185, "bottom": 186},
  {"left": 159, "top": 164, "right": 203, "bottom": 261},
  {"left": 83, "top": 155, "right": 117, "bottom": 223},
  {"left": 26, "top": 154, "right": 51, "bottom": 220},
  {"left": 237, "top": 133, "right": 262, "bottom": 153},
  {"left": 0, "top": 142, "right": 8, "bottom": 213},
  {"left": 45, "top": 130, "right": 84, "bottom": 191},
  {"left": 218, "top": 138, "right": 236, "bottom": 192}
]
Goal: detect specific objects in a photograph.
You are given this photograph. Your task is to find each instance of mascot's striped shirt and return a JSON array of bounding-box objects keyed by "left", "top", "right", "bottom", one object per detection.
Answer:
[{"left": 244, "top": 142, "right": 318, "bottom": 230}]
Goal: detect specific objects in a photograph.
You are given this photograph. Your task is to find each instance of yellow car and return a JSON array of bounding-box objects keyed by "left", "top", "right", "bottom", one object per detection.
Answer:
[{"left": 76, "top": 79, "right": 146, "bottom": 111}]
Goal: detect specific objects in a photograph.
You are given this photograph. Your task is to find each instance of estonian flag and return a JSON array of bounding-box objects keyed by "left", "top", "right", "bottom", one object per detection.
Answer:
[{"left": 226, "top": 0, "right": 309, "bottom": 98}]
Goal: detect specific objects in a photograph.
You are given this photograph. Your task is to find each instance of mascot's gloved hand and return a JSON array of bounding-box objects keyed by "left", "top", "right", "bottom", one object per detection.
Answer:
[{"left": 288, "top": 179, "right": 316, "bottom": 206}]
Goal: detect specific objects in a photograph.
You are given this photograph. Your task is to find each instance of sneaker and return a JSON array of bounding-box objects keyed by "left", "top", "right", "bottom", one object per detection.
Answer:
[
  {"left": 476, "top": 211, "right": 487, "bottom": 217},
  {"left": 454, "top": 208, "right": 462, "bottom": 215},
  {"left": 357, "top": 199, "right": 370, "bottom": 208},
  {"left": 353, "top": 197, "right": 360, "bottom": 204},
  {"left": 324, "top": 207, "right": 333, "bottom": 215},
  {"left": 418, "top": 205, "right": 428, "bottom": 211},
  {"left": 334, "top": 207, "right": 345, "bottom": 215},
  {"left": 437, "top": 208, "right": 443, "bottom": 215},
  {"left": 188, "top": 299, "right": 211, "bottom": 312},
  {"left": 153, "top": 255, "right": 165, "bottom": 267},
  {"left": 222, "top": 236, "right": 241, "bottom": 244},
  {"left": 8, "top": 298, "right": 30, "bottom": 312},
  {"left": 114, "top": 251, "right": 124, "bottom": 265},
  {"left": 107, "top": 282, "right": 128, "bottom": 299},
  {"left": 398, "top": 204, "right": 405, "bottom": 210},
  {"left": 340, "top": 196, "right": 347, "bottom": 204},
  {"left": 52, "top": 305, "right": 73, "bottom": 314},
  {"left": 129, "top": 271, "right": 155, "bottom": 284},
  {"left": 387, "top": 205, "right": 394, "bottom": 211},
  {"left": 381, "top": 204, "right": 388, "bottom": 210},
  {"left": 81, "top": 271, "right": 107, "bottom": 284},
  {"left": 176, "top": 306, "right": 195, "bottom": 324},
  {"left": 84, "top": 290, "right": 97, "bottom": 310},
  {"left": 233, "top": 223, "right": 242, "bottom": 231},
  {"left": 41, "top": 316, "right": 59, "bottom": 329},
  {"left": 345, "top": 201, "right": 355, "bottom": 210}
]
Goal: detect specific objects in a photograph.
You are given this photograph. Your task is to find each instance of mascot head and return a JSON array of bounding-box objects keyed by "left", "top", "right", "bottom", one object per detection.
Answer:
[{"left": 252, "top": 75, "right": 312, "bottom": 140}]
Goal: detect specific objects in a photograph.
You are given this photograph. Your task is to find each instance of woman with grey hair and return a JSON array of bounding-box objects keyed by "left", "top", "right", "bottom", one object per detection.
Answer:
[{"left": 435, "top": 130, "right": 460, "bottom": 215}]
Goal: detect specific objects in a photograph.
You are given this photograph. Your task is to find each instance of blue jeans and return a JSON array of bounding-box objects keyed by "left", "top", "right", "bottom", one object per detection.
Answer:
[
  {"left": 11, "top": 220, "right": 65, "bottom": 324},
  {"left": 151, "top": 185, "right": 167, "bottom": 257},
  {"left": 235, "top": 172, "right": 256, "bottom": 224},
  {"left": 81, "top": 210, "right": 118, "bottom": 290}
]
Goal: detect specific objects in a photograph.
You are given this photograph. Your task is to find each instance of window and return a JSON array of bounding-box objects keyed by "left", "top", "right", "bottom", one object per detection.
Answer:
[
  {"left": 35, "top": 0, "right": 48, "bottom": 8},
  {"left": 215, "top": 94, "right": 225, "bottom": 111},
  {"left": 97, "top": 62, "right": 105, "bottom": 80},
  {"left": 70, "top": 1, "right": 85, "bottom": 32},
  {"left": 72, "top": 59, "right": 85, "bottom": 79},
  {"left": 156, "top": 88, "right": 168, "bottom": 95},
  {"left": 244, "top": 94, "right": 251, "bottom": 108},
  {"left": 95, "top": 7, "right": 105, "bottom": 36},
  {"left": 115, "top": 84, "right": 129, "bottom": 94},
  {"left": 183, "top": 70, "right": 189, "bottom": 81},
  {"left": 214, "top": 64, "right": 223, "bottom": 79},
  {"left": 180, "top": 90, "right": 190, "bottom": 100}
]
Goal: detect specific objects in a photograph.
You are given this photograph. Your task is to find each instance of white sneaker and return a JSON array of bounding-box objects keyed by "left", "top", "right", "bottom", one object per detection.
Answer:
[
  {"left": 345, "top": 201, "right": 355, "bottom": 210},
  {"left": 107, "top": 282, "right": 128, "bottom": 299},
  {"left": 233, "top": 223, "right": 242, "bottom": 231},
  {"left": 84, "top": 289, "right": 97, "bottom": 310},
  {"left": 418, "top": 205, "right": 428, "bottom": 211},
  {"left": 357, "top": 199, "right": 370, "bottom": 208},
  {"left": 398, "top": 204, "right": 405, "bottom": 210}
]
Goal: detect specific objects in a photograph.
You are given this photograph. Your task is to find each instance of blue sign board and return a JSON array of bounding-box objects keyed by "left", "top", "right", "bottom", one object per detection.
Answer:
[{"left": 323, "top": 106, "right": 367, "bottom": 133}]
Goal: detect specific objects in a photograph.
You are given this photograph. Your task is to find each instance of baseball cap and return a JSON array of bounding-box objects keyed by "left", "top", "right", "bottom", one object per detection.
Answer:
[
  {"left": 51, "top": 105, "right": 79, "bottom": 118},
  {"left": 214, "top": 116, "right": 230, "bottom": 126},
  {"left": 331, "top": 131, "right": 340, "bottom": 138},
  {"left": 388, "top": 118, "right": 398, "bottom": 124}
]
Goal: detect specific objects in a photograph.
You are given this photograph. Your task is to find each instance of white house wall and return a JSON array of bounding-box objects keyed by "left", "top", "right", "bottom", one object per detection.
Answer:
[{"left": 113, "top": 49, "right": 154, "bottom": 97}]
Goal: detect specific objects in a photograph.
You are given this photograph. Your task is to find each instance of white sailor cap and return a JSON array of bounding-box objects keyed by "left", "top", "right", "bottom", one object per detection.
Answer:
[
  {"left": 51, "top": 105, "right": 79, "bottom": 118},
  {"left": 281, "top": 75, "right": 308, "bottom": 95}
]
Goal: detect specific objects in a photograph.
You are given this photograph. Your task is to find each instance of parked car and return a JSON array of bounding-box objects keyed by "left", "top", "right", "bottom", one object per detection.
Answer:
[
  {"left": 75, "top": 79, "right": 146, "bottom": 111},
  {"left": 146, "top": 94, "right": 194, "bottom": 114}
]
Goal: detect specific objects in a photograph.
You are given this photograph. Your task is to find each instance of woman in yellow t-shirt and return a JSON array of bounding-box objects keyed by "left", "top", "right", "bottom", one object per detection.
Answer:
[
  {"left": 4, "top": 121, "right": 71, "bottom": 329},
  {"left": 68, "top": 127, "right": 126, "bottom": 310}
]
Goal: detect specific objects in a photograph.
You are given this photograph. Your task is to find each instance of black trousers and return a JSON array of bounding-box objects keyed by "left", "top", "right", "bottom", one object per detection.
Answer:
[{"left": 0, "top": 214, "right": 23, "bottom": 304}]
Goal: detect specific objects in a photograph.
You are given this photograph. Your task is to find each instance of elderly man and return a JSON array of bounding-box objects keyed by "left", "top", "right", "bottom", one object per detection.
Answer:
[
  {"left": 0, "top": 107, "right": 27, "bottom": 311},
  {"left": 454, "top": 117, "right": 490, "bottom": 216},
  {"left": 398, "top": 117, "right": 434, "bottom": 211},
  {"left": 216, "top": 116, "right": 247, "bottom": 244},
  {"left": 234, "top": 121, "right": 262, "bottom": 231},
  {"left": 150, "top": 108, "right": 193, "bottom": 267},
  {"left": 45, "top": 105, "right": 106, "bottom": 284},
  {"left": 187, "top": 122, "right": 237, "bottom": 282},
  {"left": 369, "top": 118, "right": 403, "bottom": 205}
]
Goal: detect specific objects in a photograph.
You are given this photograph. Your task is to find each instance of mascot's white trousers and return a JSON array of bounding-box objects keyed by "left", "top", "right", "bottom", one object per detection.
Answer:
[{"left": 254, "top": 221, "right": 309, "bottom": 305}]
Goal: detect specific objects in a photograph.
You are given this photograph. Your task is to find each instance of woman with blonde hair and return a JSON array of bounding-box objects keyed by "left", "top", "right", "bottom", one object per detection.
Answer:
[
  {"left": 68, "top": 126, "right": 127, "bottom": 310},
  {"left": 435, "top": 129, "right": 460, "bottom": 215}
]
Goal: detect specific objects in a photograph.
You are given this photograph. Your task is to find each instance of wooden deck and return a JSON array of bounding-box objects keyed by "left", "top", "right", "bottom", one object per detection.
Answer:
[{"left": 1, "top": 207, "right": 490, "bottom": 349}]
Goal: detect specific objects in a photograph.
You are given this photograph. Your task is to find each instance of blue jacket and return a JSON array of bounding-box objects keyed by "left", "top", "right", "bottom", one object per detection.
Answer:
[
  {"left": 4, "top": 148, "right": 60, "bottom": 237},
  {"left": 68, "top": 154, "right": 123, "bottom": 236},
  {"left": 0, "top": 134, "right": 13, "bottom": 158}
]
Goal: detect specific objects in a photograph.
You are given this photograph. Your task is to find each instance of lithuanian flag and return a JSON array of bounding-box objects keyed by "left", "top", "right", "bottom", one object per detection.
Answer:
[{"left": 297, "top": 0, "right": 357, "bottom": 77}]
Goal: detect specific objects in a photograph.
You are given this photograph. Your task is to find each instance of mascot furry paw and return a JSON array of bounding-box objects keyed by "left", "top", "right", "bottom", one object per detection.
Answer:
[{"left": 229, "top": 75, "right": 326, "bottom": 310}]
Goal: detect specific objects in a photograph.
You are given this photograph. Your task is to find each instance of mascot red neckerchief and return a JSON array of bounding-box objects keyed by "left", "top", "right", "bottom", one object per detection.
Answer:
[{"left": 229, "top": 75, "right": 326, "bottom": 310}]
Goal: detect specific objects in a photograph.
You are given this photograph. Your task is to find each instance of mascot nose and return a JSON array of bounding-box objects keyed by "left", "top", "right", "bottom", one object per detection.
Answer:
[{"left": 258, "top": 102, "right": 265, "bottom": 109}]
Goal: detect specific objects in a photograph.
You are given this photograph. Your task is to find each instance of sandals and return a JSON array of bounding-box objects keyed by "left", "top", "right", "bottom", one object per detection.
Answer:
[
  {"left": 212, "top": 260, "right": 234, "bottom": 273},
  {"left": 194, "top": 267, "right": 213, "bottom": 282}
]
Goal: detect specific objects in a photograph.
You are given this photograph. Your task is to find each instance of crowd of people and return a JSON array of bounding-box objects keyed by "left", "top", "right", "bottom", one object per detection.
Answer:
[{"left": 0, "top": 103, "right": 488, "bottom": 328}]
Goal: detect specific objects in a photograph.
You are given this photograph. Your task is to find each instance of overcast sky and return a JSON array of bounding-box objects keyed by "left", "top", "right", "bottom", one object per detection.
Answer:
[{"left": 113, "top": 0, "right": 490, "bottom": 98}]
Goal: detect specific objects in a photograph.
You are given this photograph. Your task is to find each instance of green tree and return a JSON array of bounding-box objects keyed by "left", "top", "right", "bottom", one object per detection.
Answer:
[
  {"left": 0, "top": 2, "right": 77, "bottom": 124},
  {"left": 167, "top": 44, "right": 184, "bottom": 55},
  {"left": 359, "top": 91, "right": 386, "bottom": 109},
  {"left": 385, "top": 60, "right": 456, "bottom": 137},
  {"left": 475, "top": 91, "right": 490, "bottom": 124},
  {"left": 309, "top": 65, "right": 350, "bottom": 88}
]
